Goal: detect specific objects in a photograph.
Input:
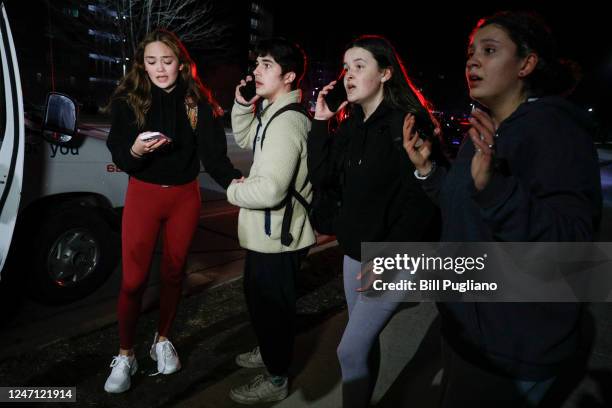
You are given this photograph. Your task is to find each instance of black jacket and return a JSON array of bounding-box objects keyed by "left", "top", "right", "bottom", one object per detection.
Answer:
[
  {"left": 106, "top": 83, "right": 241, "bottom": 188},
  {"left": 308, "top": 101, "right": 440, "bottom": 261},
  {"left": 420, "top": 96, "right": 602, "bottom": 380}
]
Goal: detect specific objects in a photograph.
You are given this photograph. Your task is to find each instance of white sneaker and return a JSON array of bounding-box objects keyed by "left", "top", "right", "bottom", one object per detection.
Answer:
[
  {"left": 235, "top": 346, "right": 265, "bottom": 368},
  {"left": 229, "top": 374, "right": 288, "bottom": 404},
  {"left": 104, "top": 355, "right": 138, "bottom": 393},
  {"left": 149, "top": 332, "right": 181, "bottom": 375}
]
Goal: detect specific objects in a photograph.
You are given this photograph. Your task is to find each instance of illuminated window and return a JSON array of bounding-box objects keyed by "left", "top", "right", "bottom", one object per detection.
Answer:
[
  {"left": 88, "top": 77, "right": 119, "bottom": 85},
  {"left": 88, "top": 53, "right": 121, "bottom": 64},
  {"left": 63, "top": 8, "right": 79, "bottom": 17},
  {"left": 87, "top": 4, "right": 118, "bottom": 18},
  {"left": 87, "top": 29, "right": 120, "bottom": 42}
]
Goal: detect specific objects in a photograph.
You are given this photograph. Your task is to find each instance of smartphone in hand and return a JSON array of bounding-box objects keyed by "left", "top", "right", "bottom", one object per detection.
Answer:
[
  {"left": 323, "top": 70, "right": 348, "bottom": 112},
  {"left": 413, "top": 114, "right": 435, "bottom": 142},
  {"left": 138, "top": 131, "right": 171, "bottom": 143},
  {"left": 240, "top": 79, "right": 257, "bottom": 101},
  {"left": 240, "top": 64, "right": 257, "bottom": 101}
]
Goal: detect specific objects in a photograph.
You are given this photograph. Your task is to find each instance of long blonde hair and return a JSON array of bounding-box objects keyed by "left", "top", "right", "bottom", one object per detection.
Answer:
[{"left": 109, "top": 29, "right": 222, "bottom": 128}]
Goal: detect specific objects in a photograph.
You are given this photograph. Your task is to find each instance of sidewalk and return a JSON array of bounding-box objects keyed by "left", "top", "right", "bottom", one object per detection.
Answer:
[
  {"left": 1, "top": 163, "right": 611, "bottom": 407},
  {"left": 167, "top": 303, "right": 612, "bottom": 408},
  {"left": 2, "top": 243, "right": 611, "bottom": 407},
  {"left": 173, "top": 302, "right": 442, "bottom": 408}
]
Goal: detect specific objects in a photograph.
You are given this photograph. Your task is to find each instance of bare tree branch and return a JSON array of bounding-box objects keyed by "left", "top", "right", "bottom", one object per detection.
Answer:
[{"left": 96, "top": 0, "right": 231, "bottom": 57}]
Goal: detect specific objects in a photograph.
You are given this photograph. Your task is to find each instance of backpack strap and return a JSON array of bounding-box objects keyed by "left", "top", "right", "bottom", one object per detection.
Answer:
[
  {"left": 280, "top": 156, "right": 305, "bottom": 246},
  {"left": 260, "top": 103, "right": 310, "bottom": 150},
  {"left": 252, "top": 103, "right": 263, "bottom": 154},
  {"left": 254, "top": 102, "right": 311, "bottom": 246}
]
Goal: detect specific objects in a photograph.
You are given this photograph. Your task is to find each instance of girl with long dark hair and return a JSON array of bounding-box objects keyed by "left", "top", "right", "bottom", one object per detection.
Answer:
[{"left": 309, "top": 35, "right": 441, "bottom": 408}]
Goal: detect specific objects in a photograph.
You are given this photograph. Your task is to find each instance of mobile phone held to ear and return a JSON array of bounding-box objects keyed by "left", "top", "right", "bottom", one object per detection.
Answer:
[
  {"left": 240, "top": 79, "right": 256, "bottom": 101},
  {"left": 323, "top": 70, "right": 348, "bottom": 113}
]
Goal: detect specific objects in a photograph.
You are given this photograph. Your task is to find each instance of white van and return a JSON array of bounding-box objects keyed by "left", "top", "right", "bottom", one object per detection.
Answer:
[
  {"left": 0, "top": 1, "right": 128, "bottom": 305},
  {"left": 0, "top": 2, "right": 248, "bottom": 307},
  {"left": 0, "top": 1, "right": 23, "bottom": 282}
]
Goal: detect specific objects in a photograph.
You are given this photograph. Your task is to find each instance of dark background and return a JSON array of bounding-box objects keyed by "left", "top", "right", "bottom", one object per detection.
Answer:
[
  {"left": 271, "top": 0, "right": 612, "bottom": 113},
  {"left": 4, "top": 0, "right": 611, "bottom": 132}
]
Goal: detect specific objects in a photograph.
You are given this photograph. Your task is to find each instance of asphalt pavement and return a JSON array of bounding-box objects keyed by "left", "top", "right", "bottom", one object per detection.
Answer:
[{"left": 1, "top": 151, "right": 612, "bottom": 407}]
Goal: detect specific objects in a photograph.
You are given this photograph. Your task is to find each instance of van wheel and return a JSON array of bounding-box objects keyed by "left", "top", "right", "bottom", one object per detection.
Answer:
[{"left": 28, "top": 207, "right": 119, "bottom": 304}]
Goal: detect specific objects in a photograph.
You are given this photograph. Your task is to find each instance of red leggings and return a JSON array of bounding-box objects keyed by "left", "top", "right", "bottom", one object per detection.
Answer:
[{"left": 118, "top": 177, "right": 201, "bottom": 349}]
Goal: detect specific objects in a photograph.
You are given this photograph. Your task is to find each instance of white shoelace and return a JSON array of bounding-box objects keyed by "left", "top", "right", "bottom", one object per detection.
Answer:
[
  {"left": 248, "top": 374, "right": 266, "bottom": 390},
  {"left": 149, "top": 341, "right": 177, "bottom": 376},
  {"left": 109, "top": 356, "right": 133, "bottom": 378},
  {"left": 109, "top": 356, "right": 130, "bottom": 368}
]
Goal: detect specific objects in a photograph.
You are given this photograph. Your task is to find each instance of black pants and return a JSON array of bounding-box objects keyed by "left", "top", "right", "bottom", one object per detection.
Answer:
[{"left": 243, "top": 248, "right": 309, "bottom": 376}]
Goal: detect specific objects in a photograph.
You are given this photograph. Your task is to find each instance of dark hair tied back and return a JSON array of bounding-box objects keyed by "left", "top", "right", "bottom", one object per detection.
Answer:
[{"left": 476, "top": 11, "right": 579, "bottom": 96}]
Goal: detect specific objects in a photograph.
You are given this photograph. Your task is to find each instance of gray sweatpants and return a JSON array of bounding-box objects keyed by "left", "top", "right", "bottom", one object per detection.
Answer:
[{"left": 337, "top": 255, "right": 400, "bottom": 408}]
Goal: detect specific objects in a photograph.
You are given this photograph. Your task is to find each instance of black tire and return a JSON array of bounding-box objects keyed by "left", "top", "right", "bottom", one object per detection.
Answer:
[{"left": 27, "top": 206, "right": 120, "bottom": 304}]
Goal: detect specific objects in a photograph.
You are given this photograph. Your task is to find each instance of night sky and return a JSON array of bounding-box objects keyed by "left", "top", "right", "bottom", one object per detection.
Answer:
[
  {"left": 269, "top": 0, "right": 612, "bottom": 113},
  {"left": 3, "top": 1, "right": 610, "bottom": 118}
]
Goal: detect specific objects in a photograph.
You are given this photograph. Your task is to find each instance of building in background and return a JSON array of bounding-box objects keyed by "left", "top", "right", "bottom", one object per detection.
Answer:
[
  {"left": 6, "top": 1, "right": 275, "bottom": 116},
  {"left": 248, "top": 2, "right": 273, "bottom": 57},
  {"left": 6, "top": 1, "right": 123, "bottom": 115}
]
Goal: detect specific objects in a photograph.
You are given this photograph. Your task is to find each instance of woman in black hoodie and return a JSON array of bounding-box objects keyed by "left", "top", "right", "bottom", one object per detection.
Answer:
[
  {"left": 104, "top": 29, "right": 241, "bottom": 393},
  {"left": 308, "top": 35, "right": 440, "bottom": 408},
  {"left": 404, "top": 12, "right": 602, "bottom": 407}
]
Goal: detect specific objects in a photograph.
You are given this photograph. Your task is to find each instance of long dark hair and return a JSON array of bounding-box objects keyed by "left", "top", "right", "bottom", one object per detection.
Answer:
[
  {"left": 107, "top": 29, "right": 222, "bottom": 128},
  {"left": 473, "top": 11, "right": 579, "bottom": 97},
  {"left": 344, "top": 35, "right": 437, "bottom": 133}
]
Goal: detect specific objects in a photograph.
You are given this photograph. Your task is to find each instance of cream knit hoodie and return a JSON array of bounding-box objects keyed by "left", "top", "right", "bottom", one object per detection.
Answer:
[{"left": 227, "top": 90, "right": 315, "bottom": 253}]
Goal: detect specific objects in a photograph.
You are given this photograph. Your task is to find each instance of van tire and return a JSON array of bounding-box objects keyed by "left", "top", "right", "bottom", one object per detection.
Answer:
[{"left": 27, "top": 206, "right": 120, "bottom": 304}]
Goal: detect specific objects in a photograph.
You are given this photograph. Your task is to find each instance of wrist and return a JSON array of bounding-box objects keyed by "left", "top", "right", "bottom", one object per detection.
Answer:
[
  {"left": 414, "top": 161, "right": 436, "bottom": 180},
  {"left": 235, "top": 98, "right": 252, "bottom": 107},
  {"left": 130, "top": 146, "right": 143, "bottom": 158},
  {"left": 416, "top": 161, "right": 433, "bottom": 176}
]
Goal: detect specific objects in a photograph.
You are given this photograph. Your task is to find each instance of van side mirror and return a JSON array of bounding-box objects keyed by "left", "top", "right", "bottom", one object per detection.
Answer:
[{"left": 41, "top": 92, "right": 78, "bottom": 143}]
